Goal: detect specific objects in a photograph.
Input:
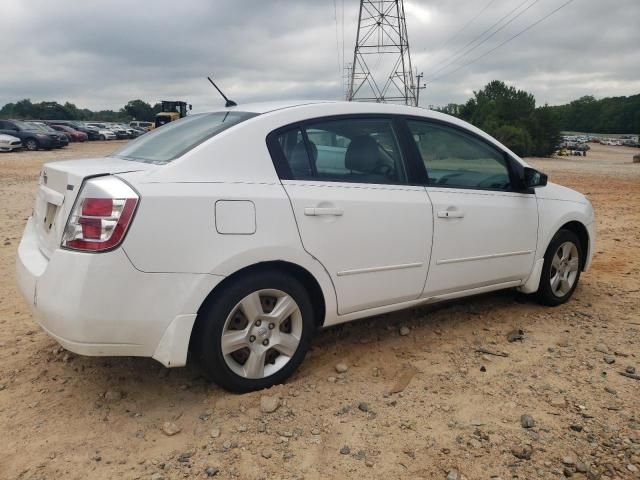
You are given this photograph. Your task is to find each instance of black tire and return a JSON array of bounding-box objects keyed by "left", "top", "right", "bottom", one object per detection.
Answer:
[
  {"left": 24, "top": 138, "right": 38, "bottom": 151},
  {"left": 99, "top": 134, "right": 106, "bottom": 140},
  {"left": 535, "top": 229, "right": 583, "bottom": 306},
  {"left": 196, "top": 270, "right": 315, "bottom": 393}
]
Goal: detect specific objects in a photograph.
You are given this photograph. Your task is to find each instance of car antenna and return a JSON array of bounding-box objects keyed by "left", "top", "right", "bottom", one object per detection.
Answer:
[{"left": 207, "top": 76, "right": 237, "bottom": 107}]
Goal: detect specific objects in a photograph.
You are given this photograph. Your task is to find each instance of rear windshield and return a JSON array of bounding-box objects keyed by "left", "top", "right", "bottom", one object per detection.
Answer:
[{"left": 113, "top": 111, "right": 257, "bottom": 164}]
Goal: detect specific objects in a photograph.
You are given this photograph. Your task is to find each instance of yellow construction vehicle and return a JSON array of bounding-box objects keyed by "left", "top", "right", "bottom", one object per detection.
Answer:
[{"left": 154, "top": 101, "right": 191, "bottom": 128}]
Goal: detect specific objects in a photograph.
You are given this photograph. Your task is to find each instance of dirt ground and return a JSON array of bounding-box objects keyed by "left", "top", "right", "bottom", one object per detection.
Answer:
[{"left": 0, "top": 142, "right": 638, "bottom": 480}]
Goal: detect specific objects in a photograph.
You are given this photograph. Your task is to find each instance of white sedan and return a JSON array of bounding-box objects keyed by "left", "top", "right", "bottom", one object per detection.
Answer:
[
  {"left": 0, "top": 133, "right": 22, "bottom": 152},
  {"left": 16, "top": 101, "right": 595, "bottom": 392}
]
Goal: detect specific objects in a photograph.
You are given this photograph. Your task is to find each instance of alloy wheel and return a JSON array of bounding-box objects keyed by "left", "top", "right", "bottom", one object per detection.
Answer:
[
  {"left": 549, "top": 241, "right": 580, "bottom": 297},
  {"left": 221, "top": 289, "right": 303, "bottom": 379}
]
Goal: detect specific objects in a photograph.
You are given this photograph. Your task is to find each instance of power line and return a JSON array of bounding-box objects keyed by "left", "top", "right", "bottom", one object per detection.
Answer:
[
  {"left": 429, "top": 0, "right": 575, "bottom": 83},
  {"left": 425, "top": 0, "right": 540, "bottom": 82},
  {"left": 433, "top": 0, "right": 499, "bottom": 53},
  {"left": 333, "top": 0, "right": 343, "bottom": 91}
]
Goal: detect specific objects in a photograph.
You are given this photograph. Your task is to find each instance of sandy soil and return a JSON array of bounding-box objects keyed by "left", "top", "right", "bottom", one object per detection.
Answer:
[{"left": 0, "top": 142, "right": 638, "bottom": 480}]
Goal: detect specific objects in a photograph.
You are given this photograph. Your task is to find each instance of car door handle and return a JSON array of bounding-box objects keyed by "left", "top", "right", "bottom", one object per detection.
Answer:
[
  {"left": 304, "top": 207, "right": 344, "bottom": 216},
  {"left": 437, "top": 210, "right": 464, "bottom": 219}
]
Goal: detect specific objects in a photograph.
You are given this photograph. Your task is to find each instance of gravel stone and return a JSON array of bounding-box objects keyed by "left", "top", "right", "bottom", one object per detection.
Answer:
[
  {"left": 161, "top": 422, "right": 181, "bottom": 436},
  {"left": 340, "top": 445, "right": 351, "bottom": 455},
  {"left": 520, "top": 414, "right": 535, "bottom": 429},
  {"left": 399, "top": 326, "right": 410, "bottom": 336},
  {"left": 260, "top": 395, "right": 280, "bottom": 414},
  {"left": 335, "top": 363, "right": 349, "bottom": 373}
]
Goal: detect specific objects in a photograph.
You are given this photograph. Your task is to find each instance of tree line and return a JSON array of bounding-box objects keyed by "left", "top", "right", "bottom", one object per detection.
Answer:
[
  {"left": 437, "top": 81, "right": 639, "bottom": 157},
  {"left": 0, "top": 99, "right": 161, "bottom": 122},
  {"left": 547, "top": 94, "right": 640, "bottom": 134}
]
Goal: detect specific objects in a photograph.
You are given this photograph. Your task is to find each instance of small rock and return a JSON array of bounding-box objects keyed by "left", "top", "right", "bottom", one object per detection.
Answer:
[
  {"left": 358, "top": 402, "right": 369, "bottom": 412},
  {"left": 311, "top": 427, "right": 321, "bottom": 435},
  {"left": 177, "top": 452, "right": 193, "bottom": 463},
  {"left": 161, "top": 422, "right": 181, "bottom": 436},
  {"left": 627, "top": 464, "right": 638, "bottom": 473},
  {"left": 204, "top": 466, "right": 219, "bottom": 477},
  {"left": 562, "top": 456, "right": 575, "bottom": 466},
  {"left": 605, "top": 386, "right": 617, "bottom": 395},
  {"left": 151, "top": 473, "right": 166, "bottom": 480},
  {"left": 626, "top": 366, "right": 636, "bottom": 375},
  {"left": 595, "top": 343, "right": 609, "bottom": 354},
  {"left": 210, "top": 428, "right": 220, "bottom": 438},
  {"left": 507, "top": 329, "right": 525, "bottom": 342},
  {"left": 260, "top": 395, "right": 280, "bottom": 414},
  {"left": 261, "top": 450, "right": 272, "bottom": 459},
  {"left": 570, "top": 424, "right": 583, "bottom": 432},
  {"left": 575, "top": 462, "right": 588, "bottom": 473},
  {"left": 335, "top": 363, "right": 348, "bottom": 373},
  {"left": 603, "top": 355, "right": 616, "bottom": 364},
  {"left": 446, "top": 470, "right": 459, "bottom": 480},
  {"left": 480, "top": 366, "right": 486, "bottom": 372},
  {"left": 563, "top": 467, "right": 574, "bottom": 477},
  {"left": 520, "top": 414, "right": 535, "bottom": 429},
  {"left": 470, "top": 419, "right": 485, "bottom": 426},
  {"left": 399, "top": 326, "right": 410, "bottom": 336},
  {"left": 512, "top": 445, "right": 532, "bottom": 460},
  {"left": 340, "top": 445, "right": 351, "bottom": 455},
  {"left": 104, "top": 390, "right": 122, "bottom": 402}
]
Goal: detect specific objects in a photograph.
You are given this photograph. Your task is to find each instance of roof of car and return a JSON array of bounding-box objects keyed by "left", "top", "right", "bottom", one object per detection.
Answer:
[{"left": 210, "top": 100, "right": 446, "bottom": 119}]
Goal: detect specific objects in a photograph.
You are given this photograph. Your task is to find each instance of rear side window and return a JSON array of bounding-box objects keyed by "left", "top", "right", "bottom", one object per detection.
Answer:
[
  {"left": 114, "top": 111, "right": 257, "bottom": 164},
  {"left": 407, "top": 120, "right": 511, "bottom": 190},
  {"left": 272, "top": 118, "right": 407, "bottom": 185}
]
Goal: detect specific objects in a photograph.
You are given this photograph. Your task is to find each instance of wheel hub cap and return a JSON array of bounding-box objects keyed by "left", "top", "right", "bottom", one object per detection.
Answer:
[
  {"left": 220, "top": 289, "right": 303, "bottom": 380},
  {"left": 550, "top": 241, "right": 579, "bottom": 297}
]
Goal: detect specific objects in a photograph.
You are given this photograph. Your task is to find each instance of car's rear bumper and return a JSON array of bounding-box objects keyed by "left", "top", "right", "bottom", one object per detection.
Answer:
[{"left": 16, "top": 217, "right": 222, "bottom": 367}]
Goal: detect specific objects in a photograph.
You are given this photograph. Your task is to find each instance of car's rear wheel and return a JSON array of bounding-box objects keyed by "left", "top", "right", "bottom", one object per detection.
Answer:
[
  {"left": 535, "top": 229, "right": 582, "bottom": 306},
  {"left": 196, "top": 271, "right": 315, "bottom": 392},
  {"left": 24, "top": 138, "right": 38, "bottom": 151},
  {"left": 99, "top": 134, "right": 106, "bottom": 140}
]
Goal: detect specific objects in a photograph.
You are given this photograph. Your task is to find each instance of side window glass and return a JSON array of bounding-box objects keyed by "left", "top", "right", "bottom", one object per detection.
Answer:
[
  {"left": 276, "top": 128, "right": 313, "bottom": 179},
  {"left": 407, "top": 120, "right": 511, "bottom": 190},
  {"left": 275, "top": 118, "right": 407, "bottom": 185}
]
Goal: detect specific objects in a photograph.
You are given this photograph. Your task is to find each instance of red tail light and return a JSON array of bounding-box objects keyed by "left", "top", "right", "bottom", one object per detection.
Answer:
[{"left": 62, "top": 176, "right": 139, "bottom": 252}]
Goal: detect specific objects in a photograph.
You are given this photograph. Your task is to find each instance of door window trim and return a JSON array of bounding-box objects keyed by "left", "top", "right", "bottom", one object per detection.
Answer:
[{"left": 265, "top": 114, "right": 424, "bottom": 186}]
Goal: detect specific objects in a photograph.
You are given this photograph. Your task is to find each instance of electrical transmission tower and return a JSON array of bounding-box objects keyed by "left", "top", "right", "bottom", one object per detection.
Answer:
[{"left": 346, "top": 0, "right": 417, "bottom": 106}]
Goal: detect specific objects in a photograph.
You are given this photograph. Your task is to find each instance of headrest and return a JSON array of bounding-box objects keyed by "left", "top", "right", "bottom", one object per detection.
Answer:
[{"left": 345, "top": 135, "right": 378, "bottom": 172}]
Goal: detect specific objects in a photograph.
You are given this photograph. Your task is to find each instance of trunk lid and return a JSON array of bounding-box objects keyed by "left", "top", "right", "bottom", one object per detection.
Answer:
[{"left": 33, "top": 157, "right": 156, "bottom": 258}]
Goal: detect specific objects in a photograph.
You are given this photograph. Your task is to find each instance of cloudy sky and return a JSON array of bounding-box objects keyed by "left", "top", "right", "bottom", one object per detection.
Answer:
[{"left": 1, "top": 0, "right": 638, "bottom": 112}]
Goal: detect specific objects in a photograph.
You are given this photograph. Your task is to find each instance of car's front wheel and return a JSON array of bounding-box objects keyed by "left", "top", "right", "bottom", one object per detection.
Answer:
[
  {"left": 196, "top": 271, "right": 315, "bottom": 392},
  {"left": 535, "top": 229, "right": 582, "bottom": 306},
  {"left": 24, "top": 138, "right": 38, "bottom": 151}
]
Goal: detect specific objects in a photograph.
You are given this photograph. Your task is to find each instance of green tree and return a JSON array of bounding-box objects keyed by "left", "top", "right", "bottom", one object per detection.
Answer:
[{"left": 122, "top": 99, "right": 155, "bottom": 121}]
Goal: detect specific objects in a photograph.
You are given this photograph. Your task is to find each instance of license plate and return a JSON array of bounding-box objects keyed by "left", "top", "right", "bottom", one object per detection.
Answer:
[{"left": 43, "top": 202, "right": 57, "bottom": 231}]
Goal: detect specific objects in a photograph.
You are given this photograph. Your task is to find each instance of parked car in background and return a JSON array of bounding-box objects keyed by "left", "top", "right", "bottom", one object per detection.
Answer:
[
  {"left": 129, "top": 125, "right": 148, "bottom": 136},
  {"left": 45, "top": 120, "right": 101, "bottom": 141},
  {"left": 0, "top": 133, "right": 22, "bottom": 152},
  {"left": 16, "top": 101, "right": 596, "bottom": 392},
  {"left": 84, "top": 123, "right": 117, "bottom": 140},
  {"left": 50, "top": 124, "right": 88, "bottom": 142},
  {"left": 0, "top": 119, "right": 63, "bottom": 150},
  {"left": 25, "top": 122, "right": 69, "bottom": 148},
  {"left": 104, "top": 123, "right": 129, "bottom": 140},
  {"left": 130, "top": 121, "right": 154, "bottom": 131}
]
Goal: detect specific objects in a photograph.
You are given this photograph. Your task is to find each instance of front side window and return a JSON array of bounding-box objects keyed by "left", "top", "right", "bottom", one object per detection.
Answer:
[
  {"left": 407, "top": 120, "right": 512, "bottom": 190},
  {"left": 113, "top": 111, "right": 257, "bottom": 164},
  {"left": 275, "top": 118, "right": 407, "bottom": 185}
]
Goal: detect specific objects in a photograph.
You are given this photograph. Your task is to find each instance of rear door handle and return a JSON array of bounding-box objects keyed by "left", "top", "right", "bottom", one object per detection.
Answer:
[
  {"left": 304, "top": 207, "right": 344, "bottom": 216},
  {"left": 437, "top": 210, "right": 464, "bottom": 219}
]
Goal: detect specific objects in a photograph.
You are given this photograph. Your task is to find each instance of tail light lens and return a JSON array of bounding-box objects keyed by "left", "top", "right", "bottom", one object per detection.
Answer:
[{"left": 62, "top": 176, "right": 139, "bottom": 252}]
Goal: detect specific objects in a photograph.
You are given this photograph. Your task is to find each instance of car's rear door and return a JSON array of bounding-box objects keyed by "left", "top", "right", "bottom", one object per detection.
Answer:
[
  {"left": 268, "top": 116, "right": 433, "bottom": 315},
  {"left": 404, "top": 119, "right": 538, "bottom": 297}
]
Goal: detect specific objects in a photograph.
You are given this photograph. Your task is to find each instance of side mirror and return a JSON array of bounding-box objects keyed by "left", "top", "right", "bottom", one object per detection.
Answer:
[{"left": 523, "top": 167, "right": 548, "bottom": 188}]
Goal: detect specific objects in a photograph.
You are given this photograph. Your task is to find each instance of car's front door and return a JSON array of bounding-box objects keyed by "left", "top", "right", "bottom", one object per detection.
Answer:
[
  {"left": 269, "top": 116, "right": 433, "bottom": 315},
  {"left": 405, "top": 119, "right": 538, "bottom": 297}
]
